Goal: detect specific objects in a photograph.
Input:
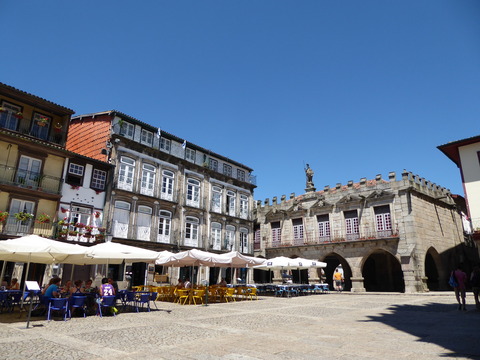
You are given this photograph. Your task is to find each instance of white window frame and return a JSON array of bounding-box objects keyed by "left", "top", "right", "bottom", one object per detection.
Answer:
[
  {"left": 239, "top": 228, "right": 248, "bottom": 253},
  {"left": 136, "top": 205, "right": 152, "bottom": 241},
  {"left": 120, "top": 122, "right": 134, "bottom": 139},
  {"left": 226, "top": 190, "right": 236, "bottom": 217},
  {"left": 91, "top": 169, "right": 107, "bottom": 190},
  {"left": 160, "top": 137, "right": 171, "bottom": 152},
  {"left": 68, "top": 163, "right": 84, "bottom": 176},
  {"left": 225, "top": 225, "right": 235, "bottom": 251},
  {"left": 161, "top": 170, "right": 175, "bottom": 201},
  {"left": 184, "top": 216, "right": 199, "bottom": 247},
  {"left": 292, "top": 219, "right": 304, "bottom": 242},
  {"left": 140, "top": 129, "right": 153, "bottom": 146},
  {"left": 271, "top": 222, "right": 281, "bottom": 246},
  {"left": 211, "top": 222, "right": 222, "bottom": 250},
  {"left": 211, "top": 186, "right": 222, "bottom": 213},
  {"left": 185, "top": 148, "right": 196, "bottom": 163},
  {"left": 158, "top": 210, "right": 172, "bottom": 243},
  {"left": 239, "top": 194, "right": 248, "bottom": 219},
  {"left": 140, "top": 163, "right": 156, "bottom": 197},
  {"left": 118, "top": 156, "right": 135, "bottom": 192},
  {"left": 113, "top": 201, "right": 131, "bottom": 238},
  {"left": 186, "top": 178, "right": 200, "bottom": 208}
]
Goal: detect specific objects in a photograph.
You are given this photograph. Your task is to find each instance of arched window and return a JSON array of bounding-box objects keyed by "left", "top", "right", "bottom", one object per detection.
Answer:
[
  {"left": 211, "top": 222, "right": 222, "bottom": 250},
  {"left": 140, "top": 163, "right": 156, "bottom": 197},
  {"left": 211, "top": 186, "right": 222, "bottom": 213},
  {"left": 113, "top": 201, "right": 131, "bottom": 238},
  {"left": 136, "top": 205, "right": 152, "bottom": 241},
  {"left": 186, "top": 178, "right": 200, "bottom": 207},
  {"left": 158, "top": 210, "right": 172, "bottom": 243},
  {"left": 118, "top": 157, "right": 135, "bottom": 192},
  {"left": 185, "top": 216, "right": 199, "bottom": 247},
  {"left": 226, "top": 191, "right": 236, "bottom": 216},
  {"left": 239, "top": 227, "right": 248, "bottom": 253},
  {"left": 161, "top": 170, "right": 175, "bottom": 201},
  {"left": 240, "top": 194, "right": 249, "bottom": 219},
  {"left": 225, "top": 225, "right": 235, "bottom": 251}
]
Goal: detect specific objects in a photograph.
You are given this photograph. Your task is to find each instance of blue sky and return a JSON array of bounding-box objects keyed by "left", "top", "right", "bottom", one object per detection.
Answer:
[{"left": 2, "top": 1, "right": 479, "bottom": 201}]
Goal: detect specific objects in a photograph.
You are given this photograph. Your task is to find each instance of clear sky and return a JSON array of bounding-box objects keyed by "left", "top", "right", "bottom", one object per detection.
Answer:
[{"left": 2, "top": 1, "right": 479, "bottom": 201}]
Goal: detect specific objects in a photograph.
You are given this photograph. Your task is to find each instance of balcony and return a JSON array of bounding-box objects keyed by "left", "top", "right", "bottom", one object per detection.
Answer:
[
  {"left": 0, "top": 112, "right": 66, "bottom": 146},
  {"left": 265, "top": 228, "right": 398, "bottom": 248},
  {"left": 0, "top": 164, "right": 63, "bottom": 195},
  {"left": 113, "top": 176, "right": 178, "bottom": 202},
  {"left": 1, "top": 219, "right": 54, "bottom": 238}
]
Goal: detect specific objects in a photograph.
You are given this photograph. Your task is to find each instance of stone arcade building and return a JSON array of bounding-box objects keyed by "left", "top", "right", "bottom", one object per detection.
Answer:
[{"left": 253, "top": 171, "right": 466, "bottom": 293}]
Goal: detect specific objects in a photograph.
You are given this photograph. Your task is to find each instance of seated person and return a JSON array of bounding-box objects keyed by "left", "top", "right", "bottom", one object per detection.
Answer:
[
  {"left": 184, "top": 278, "right": 192, "bottom": 289},
  {"left": 108, "top": 278, "right": 119, "bottom": 293},
  {"left": 176, "top": 278, "right": 184, "bottom": 289},
  {"left": 100, "top": 277, "right": 115, "bottom": 296},
  {"left": 70, "top": 280, "right": 84, "bottom": 295},
  {"left": 61, "top": 280, "right": 72, "bottom": 296},
  {"left": 44, "top": 277, "right": 62, "bottom": 301},
  {"left": 218, "top": 278, "right": 227, "bottom": 287},
  {"left": 83, "top": 279, "right": 97, "bottom": 294},
  {"left": 8, "top": 278, "right": 20, "bottom": 290}
]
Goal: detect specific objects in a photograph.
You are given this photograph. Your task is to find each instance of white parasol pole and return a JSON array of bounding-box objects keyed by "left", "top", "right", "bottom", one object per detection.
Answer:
[{"left": 0, "top": 261, "right": 6, "bottom": 287}]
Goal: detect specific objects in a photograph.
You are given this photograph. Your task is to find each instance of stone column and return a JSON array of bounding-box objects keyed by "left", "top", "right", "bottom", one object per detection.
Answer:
[{"left": 350, "top": 277, "right": 366, "bottom": 292}]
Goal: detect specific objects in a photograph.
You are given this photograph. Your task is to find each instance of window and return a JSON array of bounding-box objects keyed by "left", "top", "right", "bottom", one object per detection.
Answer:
[
  {"left": 374, "top": 205, "right": 392, "bottom": 237},
  {"left": 161, "top": 170, "right": 174, "bottom": 201},
  {"left": 91, "top": 169, "right": 107, "bottom": 190},
  {"left": 140, "top": 129, "right": 153, "bottom": 146},
  {"left": 120, "top": 121, "right": 134, "bottom": 139},
  {"left": 211, "top": 186, "right": 222, "bottom": 213},
  {"left": 160, "top": 137, "right": 171, "bottom": 152},
  {"left": 16, "top": 155, "right": 42, "bottom": 187},
  {"left": 6, "top": 199, "right": 34, "bottom": 234},
  {"left": 67, "top": 162, "right": 84, "bottom": 186},
  {"left": 223, "top": 164, "right": 232, "bottom": 177},
  {"left": 158, "top": 210, "right": 171, "bottom": 243},
  {"left": 292, "top": 218, "right": 304, "bottom": 244},
  {"left": 211, "top": 222, "right": 222, "bottom": 250},
  {"left": 226, "top": 191, "right": 236, "bottom": 216},
  {"left": 237, "top": 169, "right": 245, "bottom": 182},
  {"left": 344, "top": 210, "right": 359, "bottom": 241},
  {"left": 317, "top": 214, "right": 331, "bottom": 242},
  {"left": 254, "top": 228, "right": 261, "bottom": 250},
  {"left": 186, "top": 178, "right": 200, "bottom": 207},
  {"left": 185, "top": 148, "right": 196, "bottom": 163},
  {"left": 208, "top": 158, "right": 218, "bottom": 172},
  {"left": 239, "top": 228, "right": 248, "bottom": 253},
  {"left": 271, "top": 222, "right": 281, "bottom": 246},
  {"left": 32, "top": 112, "right": 51, "bottom": 140},
  {"left": 136, "top": 205, "right": 152, "bottom": 241},
  {"left": 240, "top": 194, "right": 248, "bottom": 219},
  {"left": 225, "top": 225, "right": 235, "bottom": 250},
  {"left": 113, "top": 201, "right": 130, "bottom": 238},
  {"left": 140, "top": 163, "right": 156, "bottom": 197},
  {"left": 0, "top": 101, "right": 21, "bottom": 131},
  {"left": 185, "top": 216, "right": 199, "bottom": 247},
  {"left": 69, "top": 205, "right": 92, "bottom": 230},
  {"left": 118, "top": 156, "right": 135, "bottom": 192}
]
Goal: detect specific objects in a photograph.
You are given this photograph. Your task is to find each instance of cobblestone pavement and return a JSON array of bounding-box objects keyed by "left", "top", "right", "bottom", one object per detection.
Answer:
[{"left": 0, "top": 292, "right": 478, "bottom": 360}]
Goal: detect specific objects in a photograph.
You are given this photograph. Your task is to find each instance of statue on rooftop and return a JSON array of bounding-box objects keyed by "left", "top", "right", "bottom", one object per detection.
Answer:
[{"left": 305, "top": 163, "right": 314, "bottom": 189}]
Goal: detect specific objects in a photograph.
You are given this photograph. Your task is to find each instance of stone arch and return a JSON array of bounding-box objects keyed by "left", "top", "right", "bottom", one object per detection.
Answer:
[
  {"left": 361, "top": 249, "right": 404, "bottom": 292},
  {"left": 425, "top": 247, "right": 442, "bottom": 291},
  {"left": 321, "top": 253, "right": 352, "bottom": 291}
]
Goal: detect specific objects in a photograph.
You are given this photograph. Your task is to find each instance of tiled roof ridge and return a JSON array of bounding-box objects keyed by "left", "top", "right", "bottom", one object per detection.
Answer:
[{"left": 0, "top": 82, "right": 74, "bottom": 114}]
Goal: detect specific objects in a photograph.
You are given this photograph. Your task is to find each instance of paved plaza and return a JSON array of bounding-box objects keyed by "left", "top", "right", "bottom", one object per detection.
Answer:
[{"left": 0, "top": 292, "right": 478, "bottom": 360}]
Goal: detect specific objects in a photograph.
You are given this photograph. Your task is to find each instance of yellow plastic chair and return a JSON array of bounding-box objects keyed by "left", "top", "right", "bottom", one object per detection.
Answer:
[
  {"left": 224, "top": 288, "right": 236, "bottom": 303},
  {"left": 177, "top": 289, "right": 190, "bottom": 305},
  {"left": 191, "top": 289, "right": 205, "bottom": 305},
  {"left": 246, "top": 287, "right": 258, "bottom": 300}
]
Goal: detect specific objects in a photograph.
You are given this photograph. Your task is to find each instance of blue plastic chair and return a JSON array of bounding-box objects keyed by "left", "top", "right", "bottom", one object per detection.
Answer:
[
  {"left": 47, "top": 298, "right": 70, "bottom": 321},
  {"left": 124, "top": 291, "right": 137, "bottom": 312},
  {"left": 70, "top": 296, "right": 87, "bottom": 318},
  {"left": 97, "top": 295, "right": 117, "bottom": 317},
  {"left": 136, "top": 293, "right": 151, "bottom": 312}
]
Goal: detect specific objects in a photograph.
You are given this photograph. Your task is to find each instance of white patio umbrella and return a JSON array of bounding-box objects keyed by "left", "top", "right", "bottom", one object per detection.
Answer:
[
  {"left": 252, "top": 256, "right": 309, "bottom": 271},
  {"left": 215, "top": 251, "right": 266, "bottom": 268},
  {"left": 155, "top": 249, "right": 218, "bottom": 267}
]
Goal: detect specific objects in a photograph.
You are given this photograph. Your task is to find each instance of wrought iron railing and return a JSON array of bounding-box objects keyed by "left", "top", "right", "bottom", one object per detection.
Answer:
[{"left": 0, "top": 164, "right": 63, "bottom": 195}]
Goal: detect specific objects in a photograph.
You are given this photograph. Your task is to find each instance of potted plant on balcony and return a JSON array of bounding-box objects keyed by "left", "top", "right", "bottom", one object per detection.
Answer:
[
  {"left": 75, "top": 222, "right": 86, "bottom": 229},
  {"left": 58, "top": 230, "right": 68, "bottom": 240},
  {"left": 14, "top": 112, "right": 23, "bottom": 119},
  {"left": 36, "top": 213, "right": 51, "bottom": 224},
  {"left": 53, "top": 122, "right": 62, "bottom": 133},
  {"left": 14, "top": 212, "right": 33, "bottom": 223},
  {"left": 0, "top": 211, "right": 8, "bottom": 223},
  {"left": 36, "top": 115, "right": 49, "bottom": 127}
]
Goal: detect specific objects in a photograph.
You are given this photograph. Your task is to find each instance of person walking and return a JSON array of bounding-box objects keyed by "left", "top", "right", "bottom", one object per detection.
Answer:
[
  {"left": 453, "top": 264, "right": 467, "bottom": 311},
  {"left": 333, "top": 268, "right": 343, "bottom": 292}
]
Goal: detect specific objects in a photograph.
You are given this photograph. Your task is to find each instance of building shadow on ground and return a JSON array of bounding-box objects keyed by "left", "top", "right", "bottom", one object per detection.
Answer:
[{"left": 362, "top": 302, "right": 479, "bottom": 359}]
